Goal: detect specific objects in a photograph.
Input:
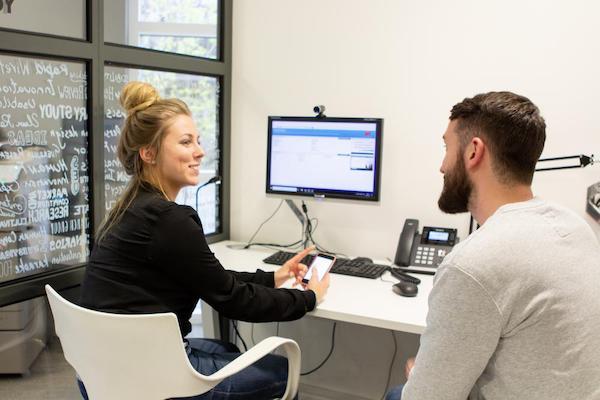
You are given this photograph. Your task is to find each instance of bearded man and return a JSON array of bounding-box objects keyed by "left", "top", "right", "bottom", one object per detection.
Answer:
[{"left": 386, "top": 91, "right": 600, "bottom": 400}]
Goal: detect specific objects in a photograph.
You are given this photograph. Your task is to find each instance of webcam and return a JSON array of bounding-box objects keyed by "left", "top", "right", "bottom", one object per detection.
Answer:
[{"left": 313, "top": 105, "right": 326, "bottom": 118}]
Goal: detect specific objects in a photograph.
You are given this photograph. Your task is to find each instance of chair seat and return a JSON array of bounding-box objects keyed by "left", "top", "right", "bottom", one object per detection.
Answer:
[{"left": 45, "top": 284, "right": 300, "bottom": 400}]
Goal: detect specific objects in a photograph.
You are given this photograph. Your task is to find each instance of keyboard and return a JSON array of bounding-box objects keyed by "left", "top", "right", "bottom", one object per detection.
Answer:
[
  {"left": 262, "top": 250, "right": 388, "bottom": 279},
  {"left": 262, "top": 250, "right": 315, "bottom": 266}
]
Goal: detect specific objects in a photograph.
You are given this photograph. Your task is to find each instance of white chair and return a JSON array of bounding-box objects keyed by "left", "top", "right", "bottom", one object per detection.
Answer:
[{"left": 45, "top": 285, "right": 300, "bottom": 400}]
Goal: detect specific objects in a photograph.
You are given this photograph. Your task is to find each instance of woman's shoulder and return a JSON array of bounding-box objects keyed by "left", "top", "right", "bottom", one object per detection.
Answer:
[
  {"left": 133, "top": 188, "right": 171, "bottom": 213},
  {"left": 134, "top": 188, "right": 200, "bottom": 225}
]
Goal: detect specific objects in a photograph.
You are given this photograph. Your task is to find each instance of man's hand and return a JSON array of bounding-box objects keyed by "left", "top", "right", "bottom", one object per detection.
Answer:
[{"left": 274, "top": 246, "right": 315, "bottom": 287}]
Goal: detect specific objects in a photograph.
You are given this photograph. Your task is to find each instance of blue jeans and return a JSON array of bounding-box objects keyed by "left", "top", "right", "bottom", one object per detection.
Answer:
[
  {"left": 77, "top": 338, "right": 294, "bottom": 400},
  {"left": 386, "top": 384, "right": 404, "bottom": 400}
]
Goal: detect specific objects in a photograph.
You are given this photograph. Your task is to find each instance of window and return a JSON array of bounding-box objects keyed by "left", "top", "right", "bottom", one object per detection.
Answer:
[
  {"left": 104, "top": 66, "right": 220, "bottom": 233},
  {"left": 0, "top": 0, "right": 231, "bottom": 306},
  {"left": 0, "top": 53, "right": 90, "bottom": 286},
  {"left": 105, "top": 0, "right": 219, "bottom": 59},
  {"left": 0, "top": 0, "right": 86, "bottom": 39}
]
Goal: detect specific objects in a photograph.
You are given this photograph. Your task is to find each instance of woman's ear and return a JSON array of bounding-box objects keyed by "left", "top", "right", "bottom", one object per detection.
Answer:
[{"left": 139, "top": 147, "right": 156, "bottom": 165}]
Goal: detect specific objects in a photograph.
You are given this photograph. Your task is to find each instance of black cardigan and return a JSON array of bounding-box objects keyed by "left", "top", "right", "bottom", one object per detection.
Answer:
[{"left": 80, "top": 188, "right": 316, "bottom": 337}]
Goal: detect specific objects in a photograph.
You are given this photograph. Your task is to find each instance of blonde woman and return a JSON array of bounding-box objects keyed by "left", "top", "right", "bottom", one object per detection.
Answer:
[{"left": 79, "top": 81, "right": 329, "bottom": 399}]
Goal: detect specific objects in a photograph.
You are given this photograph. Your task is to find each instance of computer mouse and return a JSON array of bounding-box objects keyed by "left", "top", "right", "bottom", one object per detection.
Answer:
[
  {"left": 352, "top": 256, "right": 373, "bottom": 264},
  {"left": 392, "top": 281, "right": 418, "bottom": 297}
]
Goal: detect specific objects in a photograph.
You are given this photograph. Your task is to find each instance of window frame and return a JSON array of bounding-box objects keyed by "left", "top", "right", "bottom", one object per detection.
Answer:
[{"left": 0, "top": 0, "right": 232, "bottom": 307}]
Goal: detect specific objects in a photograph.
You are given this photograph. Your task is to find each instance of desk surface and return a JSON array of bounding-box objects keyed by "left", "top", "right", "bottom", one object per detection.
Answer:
[{"left": 210, "top": 241, "right": 432, "bottom": 335}]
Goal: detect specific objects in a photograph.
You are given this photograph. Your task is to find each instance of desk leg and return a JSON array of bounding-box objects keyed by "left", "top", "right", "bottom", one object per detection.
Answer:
[
  {"left": 218, "top": 314, "right": 231, "bottom": 342},
  {"left": 200, "top": 301, "right": 230, "bottom": 341},
  {"left": 200, "top": 301, "right": 231, "bottom": 342}
]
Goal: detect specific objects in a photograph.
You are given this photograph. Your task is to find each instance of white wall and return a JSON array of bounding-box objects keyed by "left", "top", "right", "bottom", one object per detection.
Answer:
[
  {"left": 231, "top": 1, "right": 600, "bottom": 398},
  {"left": 231, "top": 0, "right": 600, "bottom": 261}
]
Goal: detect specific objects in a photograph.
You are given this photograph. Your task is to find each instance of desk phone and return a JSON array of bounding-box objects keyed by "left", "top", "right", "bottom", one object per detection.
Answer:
[{"left": 394, "top": 219, "right": 457, "bottom": 268}]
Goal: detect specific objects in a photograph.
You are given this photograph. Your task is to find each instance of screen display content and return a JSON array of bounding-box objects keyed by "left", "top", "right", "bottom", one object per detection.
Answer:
[
  {"left": 266, "top": 117, "right": 383, "bottom": 201},
  {"left": 303, "top": 254, "right": 335, "bottom": 283},
  {"left": 428, "top": 231, "right": 449, "bottom": 241},
  {"left": 421, "top": 227, "right": 457, "bottom": 246}
]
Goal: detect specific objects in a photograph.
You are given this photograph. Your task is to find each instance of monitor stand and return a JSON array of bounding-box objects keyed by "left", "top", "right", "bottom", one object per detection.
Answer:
[{"left": 285, "top": 199, "right": 309, "bottom": 248}]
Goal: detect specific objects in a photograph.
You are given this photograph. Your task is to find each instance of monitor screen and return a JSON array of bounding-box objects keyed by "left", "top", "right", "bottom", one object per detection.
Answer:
[{"left": 266, "top": 116, "right": 383, "bottom": 201}]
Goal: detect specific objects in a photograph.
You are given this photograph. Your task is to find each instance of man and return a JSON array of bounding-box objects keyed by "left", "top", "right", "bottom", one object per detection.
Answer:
[{"left": 386, "top": 91, "right": 600, "bottom": 399}]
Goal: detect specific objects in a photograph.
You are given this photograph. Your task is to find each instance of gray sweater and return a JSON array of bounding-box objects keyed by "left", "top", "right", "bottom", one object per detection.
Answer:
[{"left": 403, "top": 198, "right": 600, "bottom": 400}]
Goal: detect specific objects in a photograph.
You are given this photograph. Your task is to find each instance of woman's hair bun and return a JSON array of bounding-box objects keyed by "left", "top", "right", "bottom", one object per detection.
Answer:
[{"left": 119, "top": 81, "right": 160, "bottom": 115}]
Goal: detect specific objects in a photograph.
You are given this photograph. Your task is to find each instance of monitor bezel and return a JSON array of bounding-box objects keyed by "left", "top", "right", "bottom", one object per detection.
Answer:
[{"left": 266, "top": 116, "right": 383, "bottom": 202}]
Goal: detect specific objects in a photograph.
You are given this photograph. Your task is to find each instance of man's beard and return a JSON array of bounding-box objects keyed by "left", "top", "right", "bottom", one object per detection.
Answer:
[{"left": 438, "top": 156, "right": 473, "bottom": 214}]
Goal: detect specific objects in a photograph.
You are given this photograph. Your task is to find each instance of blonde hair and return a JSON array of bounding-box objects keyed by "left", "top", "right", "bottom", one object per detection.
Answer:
[{"left": 96, "top": 81, "right": 191, "bottom": 242}]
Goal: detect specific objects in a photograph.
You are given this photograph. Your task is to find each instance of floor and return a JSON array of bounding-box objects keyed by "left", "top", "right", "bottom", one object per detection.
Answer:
[{"left": 0, "top": 337, "right": 81, "bottom": 400}]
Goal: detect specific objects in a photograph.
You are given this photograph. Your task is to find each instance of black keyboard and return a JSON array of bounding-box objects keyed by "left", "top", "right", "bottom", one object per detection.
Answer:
[
  {"left": 262, "top": 251, "right": 388, "bottom": 279},
  {"left": 262, "top": 251, "right": 315, "bottom": 266}
]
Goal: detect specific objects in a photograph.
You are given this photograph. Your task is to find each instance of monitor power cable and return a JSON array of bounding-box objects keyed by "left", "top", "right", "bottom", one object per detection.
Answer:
[
  {"left": 381, "top": 331, "right": 398, "bottom": 400},
  {"left": 301, "top": 201, "right": 348, "bottom": 258},
  {"left": 231, "top": 320, "right": 248, "bottom": 352},
  {"left": 243, "top": 200, "right": 304, "bottom": 250},
  {"left": 300, "top": 322, "right": 337, "bottom": 376},
  {"left": 244, "top": 200, "right": 284, "bottom": 248},
  {"left": 250, "top": 322, "right": 257, "bottom": 346},
  {"left": 250, "top": 321, "right": 282, "bottom": 348}
]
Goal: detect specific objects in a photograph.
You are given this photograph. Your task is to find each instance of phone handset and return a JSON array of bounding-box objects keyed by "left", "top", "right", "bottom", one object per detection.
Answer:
[{"left": 394, "top": 219, "right": 419, "bottom": 267}]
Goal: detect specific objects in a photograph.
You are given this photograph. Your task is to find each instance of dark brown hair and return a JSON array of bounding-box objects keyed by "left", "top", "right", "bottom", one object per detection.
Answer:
[{"left": 450, "top": 91, "right": 546, "bottom": 185}]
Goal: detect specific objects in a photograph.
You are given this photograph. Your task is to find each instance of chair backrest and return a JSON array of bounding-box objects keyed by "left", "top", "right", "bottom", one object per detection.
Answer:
[{"left": 45, "top": 284, "right": 222, "bottom": 399}]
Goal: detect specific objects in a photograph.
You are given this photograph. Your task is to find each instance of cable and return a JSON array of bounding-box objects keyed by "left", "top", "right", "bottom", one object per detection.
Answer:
[
  {"left": 250, "top": 323, "right": 256, "bottom": 346},
  {"left": 231, "top": 321, "right": 248, "bottom": 352},
  {"left": 379, "top": 273, "right": 395, "bottom": 284},
  {"left": 244, "top": 199, "right": 310, "bottom": 251},
  {"left": 244, "top": 238, "right": 304, "bottom": 250},
  {"left": 244, "top": 200, "right": 285, "bottom": 248},
  {"left": 310, "top": 218, "right": 319, "bottom": 235},
  {"left": 381, "top": 331, "right": 398, "bottom": 400},
  {"left": 301, "top": 201, "right": 348, "bottom": 257},
  {"left": 468, "top": 215, "right": 479, "bottom": 234},
  {"left": 301, "top": 322, "right": 337, "bottom": 376},
  {"left": 389, "top": 268, "right": 421, "bottom": 285}
]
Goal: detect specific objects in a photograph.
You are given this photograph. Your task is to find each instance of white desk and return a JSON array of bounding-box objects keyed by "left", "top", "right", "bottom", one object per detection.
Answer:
[{"left": 209, "top": 241, "right": 431, "bottom": 335}]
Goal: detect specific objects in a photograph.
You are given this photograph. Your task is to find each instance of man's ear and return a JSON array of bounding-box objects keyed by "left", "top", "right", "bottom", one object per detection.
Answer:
[
  {"left": 139, "top": 147, "right": 156, "bottom": 165},
  {"left": 465, "top": 137, "right": 485, "bottom": 169}
]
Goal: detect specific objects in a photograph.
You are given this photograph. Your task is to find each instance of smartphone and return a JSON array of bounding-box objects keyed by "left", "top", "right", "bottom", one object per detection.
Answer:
[{"left": 302, "top": 253, "right": 336, "bottom": 285}]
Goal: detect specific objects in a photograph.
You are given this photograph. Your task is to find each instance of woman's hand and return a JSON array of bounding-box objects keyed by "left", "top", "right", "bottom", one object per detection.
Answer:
[
  {"left": 274, "top": 246, "right": 315, "bottom": 288},
  {"left": 306, "top": 270, "right": 330, "bottom": 304}
]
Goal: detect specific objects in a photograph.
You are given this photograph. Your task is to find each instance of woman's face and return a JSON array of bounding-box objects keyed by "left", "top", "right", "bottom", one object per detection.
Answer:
[{"left": 157, "top": 114, "right": 205, "bottom": 199}]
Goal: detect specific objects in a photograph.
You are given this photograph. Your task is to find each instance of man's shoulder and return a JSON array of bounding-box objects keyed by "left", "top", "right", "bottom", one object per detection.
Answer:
[{"left": 440, "top": 199, "right": 598, "bottom": 293}]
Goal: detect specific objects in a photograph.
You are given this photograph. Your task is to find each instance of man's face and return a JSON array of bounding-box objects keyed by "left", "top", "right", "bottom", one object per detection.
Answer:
[{"left": 438, "top": 120, "right": 473, "bottom": 214}]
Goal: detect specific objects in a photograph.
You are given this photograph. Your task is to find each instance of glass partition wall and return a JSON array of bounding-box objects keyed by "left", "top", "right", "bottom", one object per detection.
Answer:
[{"left": 0, "top": 0, "right": 231, "bottom": 306}]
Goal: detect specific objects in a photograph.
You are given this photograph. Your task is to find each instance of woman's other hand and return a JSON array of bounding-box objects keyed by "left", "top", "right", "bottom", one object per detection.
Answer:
[{"left": 274, "top": 246, "right": 315, "bottom": 287}]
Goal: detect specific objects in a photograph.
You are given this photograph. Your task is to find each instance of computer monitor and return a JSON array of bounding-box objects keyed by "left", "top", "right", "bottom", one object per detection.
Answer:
[{"left": 266, "top": 116, "right": 383, "bottom": 201}]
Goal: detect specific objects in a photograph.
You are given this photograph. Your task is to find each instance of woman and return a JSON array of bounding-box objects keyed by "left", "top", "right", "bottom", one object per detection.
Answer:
[{"left": 79, "top": 81, "right": 330, "bottom": 399}]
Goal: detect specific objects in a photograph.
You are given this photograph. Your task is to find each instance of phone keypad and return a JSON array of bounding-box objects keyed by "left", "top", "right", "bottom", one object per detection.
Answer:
[{"left": 415, "top": 246, "right": 439, "bottom": 266}]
